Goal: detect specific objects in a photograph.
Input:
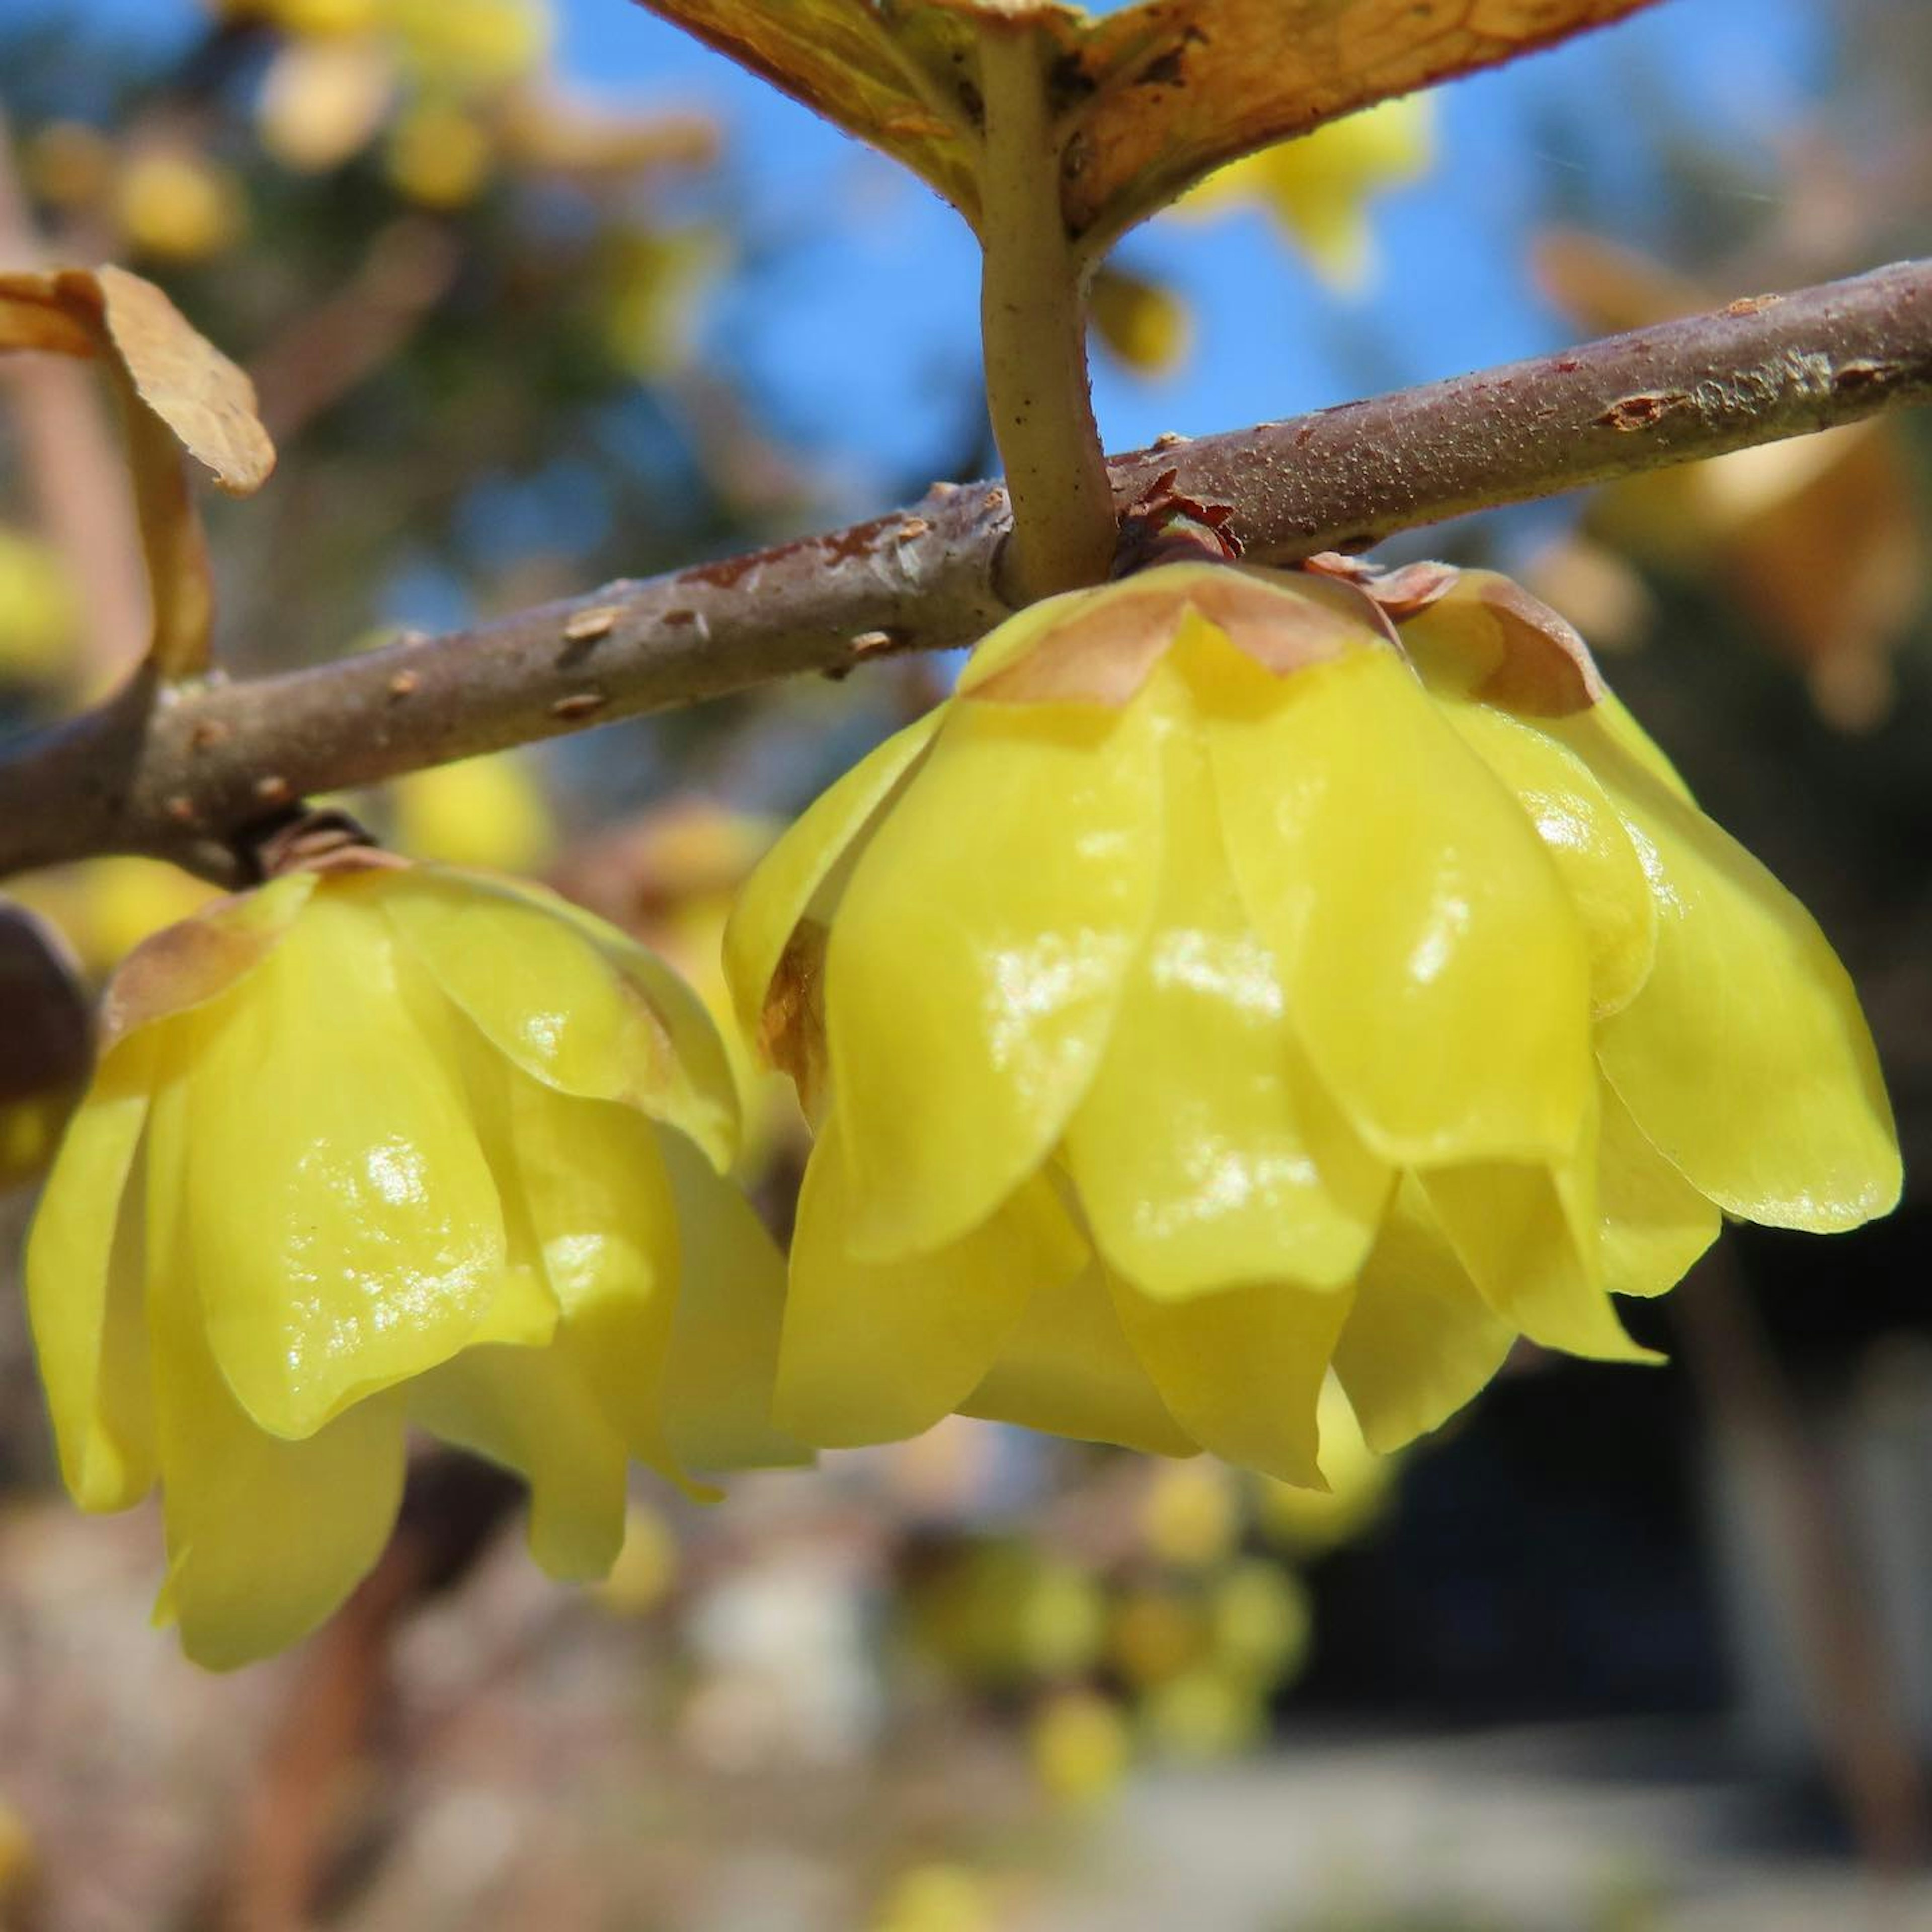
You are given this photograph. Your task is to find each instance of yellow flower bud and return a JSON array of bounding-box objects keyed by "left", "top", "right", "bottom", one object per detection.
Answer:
[
  {"left": 28, "top": 857, "right": 800, "bottom": 1667},
  {"left": 726, "top": 560, "right": 1899, "bottom": 1480}
]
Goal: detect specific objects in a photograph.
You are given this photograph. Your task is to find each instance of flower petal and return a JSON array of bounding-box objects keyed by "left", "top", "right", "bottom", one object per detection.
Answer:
[
  {"left": 657, "top": 1126, "right": 808, "bottom": 1473},
  {"left": 1331, "top": 1180, "right": 1515, "bottom": 1454},
  {"left": 964, "top": 1257, "right": 1197, "bottom": 1457},
  {"left": 1212, "top": 649, "right": 1594, "bottom": 1167},
  {"left": 99, "top": 869, "right": 317, "bottom": 1054},
  {"left": 380, "top": 867, "right": 736, "bottom": 1163},
  {"left": 147, "top": 1259, "right": 405, "bottom": 1670},
  {"left": 1441, "top": 701, "right": 1656, "bottom": 1018},
  {"left": 25, "top": 1028, "right": 159, "bottom": 1511},
  {"left": 1561, "top": 718, "right": 1899, "bottom": 1230},
  {"left": 1597, "top": 1077, "right": 1720, "bottom": 1298},
  {"left": 776, "top": 1114, "right": 1086, "bottom": 1446},
  {"left": 828, "top": 695, "right": 1164, "bottom": 1260},
  {"left": 1067, "top": 721, "right": 1389, "bottom": 1297},
  {"left": 1108, "top": 1271, "right": 1350, "bottom": 1485},
  {"left": 489, "top": 1060, "right": 690, "bottom": 1483},
  {"left": 1421, "top": 1105, "right": 1656, "bottom": 1364},
  {"left": 409, "top": 1345, "right": 629, "bottom": 1580},
  {"left": 151, "top": 888, "right": 542, "bottom": 1439},
  {"left": 722, "top": 709, "right": 943, "bottom": 1045}
]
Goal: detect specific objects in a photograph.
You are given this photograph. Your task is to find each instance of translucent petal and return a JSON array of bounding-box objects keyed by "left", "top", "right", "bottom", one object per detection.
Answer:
[
  {"left": 1597, "top": 1077, "right": 1720, "bottom": 1299},
  {"left": 964, "top": 1258, "right": 1197, "bottom": 1457},
  {"left": 379, "top": 867, "right": 735, "bottom": 1163},
  {"left": 1332, "top": 1180, "right": 1518, "bottom": 1454},
  {"left": 99, "top": 869, "right": 318, "bottom": 1053},
  {"left": 25, "top": 1029, "right": 158, "bottom": 1511},
  {"left": 493, "top": 1061, "right": 687, "bottom": 1482},
  {"left": 1067, "top": 719, "right": 1389, "bottom": 1298},
  {"left": 1422, "top": 1111, "right": 1656, "bottom": 1364},
  {"left": 147, "top": 1255, "right": 405, "bottom": 1671},
  {"left": 154, "top": 889, "right": 542, "bottom": 1439},
  {"left": 722, "top": 708, "right": 943, "bottom": 1043},
  {"left": 1109, "top": 1271, "right": 1350, "bottom": 1484},
  {"left": 1559, "top": 714, "right": 1900, "bottom": 1229},
  {"left": 1212, "top": 649, "right": 1593, "bottom": 1167},
  {"left": 827, "top": 695, "right": 1164, "bottom": 1259},
  {"left": 409, "top": 1345, "right": 629, "bottom": 1580},
  {"left": 657, "top": 1126, "right": 807, "bottom": 1473},
  {"left": 473, "top": 871, "right": 743, "bottom": 1170},
  {"left": 776, "top": 1115, "right": 1086, "bottom": 1446},
  {"left": 1442, "top": 701, "right": 1656, "bottom": 1018}
]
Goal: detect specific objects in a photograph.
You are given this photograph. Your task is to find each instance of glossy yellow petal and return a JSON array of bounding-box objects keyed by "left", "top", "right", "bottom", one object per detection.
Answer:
[
  {"left": 1331, "top": 1179, "right": 1515, "bottom": 1454},
  {"left": 380, "top": 867, "right": 737, "bottom": 1164},
  {"left": 24, "top": 1029, "right": 158, "bottom": 1511},
  {"left": 99, "top": 868, "right": 317, "bottom": 1053},
  {"left": 1109, "top": 1272, "right": 1349, "bottom": 1485},
  {"left": 1212, "top": 649, "right": 1593, "bottom": 1167},
  {"left": 657, "top": 1128, "right": 806, "bottom": 1472},
  {"left": 151, "top": 889, "right": 538, "bottom": 1439},
  {"left": 1597, "top": 1077, "right": 1720, "bottom": 1298},
  {"left": 1562, "top": 717, "right": 1900, "bottom": 1229},
  {"left": 828, "top": 695, "right": 1164, "bottom": 1259},
  {"left": 964, "top": 1256, "right": 1197, "bottom": 1457},
  {"left": 147, "top": 1260, "right": 406, "bottom": 1670},
  {"left": 1068, "top": 720, "right": 1389, "bottom": 1298},
  {"left": 409, "top": 1345, "right": 629, "bottom": 1580},
  {"left": 482, "top": 872, "right": 742, "bottom": 1170},
  {"left": 1422, "top": 1106, "right": 1655, "bottom": 1363},
  {"left": 1442, "top": 701, "right": 1656, "bottom": 1018},
  {"left": 722, "top": 708, "right": 943, "bottom": 1044},
  {"left": 777, "top": 1115, "right": 1086, "bottom": 1446},
  {"left": 490, "top": 1060, "right": 687, "bottom": 1482}
]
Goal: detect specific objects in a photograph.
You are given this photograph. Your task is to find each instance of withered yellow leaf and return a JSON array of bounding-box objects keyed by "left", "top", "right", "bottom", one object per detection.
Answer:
[
  {"left": 0, "top": 266, "right": 274, "bottom": 674},
  {"left": 634, "top": 0, "right": 1658, "bottom": 248},
  {"left": 0, "top": 265, "right": 274, "bottom": 493}
]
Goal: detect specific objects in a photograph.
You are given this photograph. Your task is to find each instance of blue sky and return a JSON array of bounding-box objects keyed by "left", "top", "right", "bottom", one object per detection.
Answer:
[{"left": 28, "top": 0, "right": 1830, "bottom": 513}]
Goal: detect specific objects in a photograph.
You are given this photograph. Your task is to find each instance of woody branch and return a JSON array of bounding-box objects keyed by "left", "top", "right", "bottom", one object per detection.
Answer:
[{"left": 0, "top": 257, "right": 1928, "bottom": 886}]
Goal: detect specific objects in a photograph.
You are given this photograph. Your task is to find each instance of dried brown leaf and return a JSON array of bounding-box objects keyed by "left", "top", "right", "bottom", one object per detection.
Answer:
[
  {"left": 633, "top": 0, "right": 1658, "bottom": 246},
  {"left": 0, "top": 267, "right": 273, "bottom": 675},
  {"left": 1063, "top": 0, "right": 1659, "bottom": 249},
  {"left": 0, "top": 266, "right": 273, "bottom": 493}
]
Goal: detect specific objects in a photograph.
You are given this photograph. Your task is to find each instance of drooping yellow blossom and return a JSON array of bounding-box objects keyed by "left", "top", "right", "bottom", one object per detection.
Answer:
[
  {"left": 726, "top": 559, "right": 1899, "bottom": 1481},
  {"left": 28, "top": 855, "right": 799, "bottom": 1667},
  {"left": 1182, "top": 95, "right": 1433, "bottom": 290}
]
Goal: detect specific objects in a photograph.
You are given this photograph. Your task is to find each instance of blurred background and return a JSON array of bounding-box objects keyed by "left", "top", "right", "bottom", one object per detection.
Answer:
[{"left": 1, "top": 0, "right": 1930, "bottom": 1926}]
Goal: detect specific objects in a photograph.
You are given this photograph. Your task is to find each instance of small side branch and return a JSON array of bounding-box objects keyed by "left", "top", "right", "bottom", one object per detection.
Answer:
[
  {"left": 976, "top": 25, "right": 1117, "bottom": 600},
  {"left": 1, "top": 259, "right": 1928, "bottom": 884}
]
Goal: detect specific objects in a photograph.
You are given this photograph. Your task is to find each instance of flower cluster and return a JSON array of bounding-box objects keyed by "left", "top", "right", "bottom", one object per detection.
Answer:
[
  {"left": 21, "top": 557, "right": 1901, "bottom": 1669},
  {"left": 725, "top": 559, "right": 1899, "bottom": 1477},
  {"left": 28, "top": 855, "right": 795, "bottom": 1665}
]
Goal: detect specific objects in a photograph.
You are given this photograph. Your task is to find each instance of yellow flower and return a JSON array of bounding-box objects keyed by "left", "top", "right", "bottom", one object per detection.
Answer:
[
  {"left": 1182, "top": 95, "right": 1433, "bottom": 291},
  {"left": 29, "top": 856, "right": 798, "bottom": 1667},
  {"left": 726, "top": 560, "right": 1899, "bottom": 1481}
]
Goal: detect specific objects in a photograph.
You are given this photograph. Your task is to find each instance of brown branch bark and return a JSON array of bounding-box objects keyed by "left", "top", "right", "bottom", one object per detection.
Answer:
[{"left": 1, "top": 257, "right": 1928, "bottom": 886}]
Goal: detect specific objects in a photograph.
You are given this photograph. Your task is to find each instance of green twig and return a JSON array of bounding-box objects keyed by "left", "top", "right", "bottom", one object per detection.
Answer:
[{"left": 975, "top": 24, "right": 1116, "bottom": 602}]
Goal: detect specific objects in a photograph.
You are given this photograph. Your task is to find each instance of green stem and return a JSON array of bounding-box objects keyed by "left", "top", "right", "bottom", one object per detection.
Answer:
[{"left": 976, "top": 25, "right": 1116, "bottom": 603}]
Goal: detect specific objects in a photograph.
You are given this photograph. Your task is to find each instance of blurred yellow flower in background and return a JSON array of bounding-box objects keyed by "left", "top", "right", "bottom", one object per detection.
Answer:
[
  {"left": 1183, "top": 95, "right": 1433, "bottom": 290},
  {"left": 389, "top": 749, "right": 557, "bottom": 875},
  {"left": 0, "top": 527, "right": 82, "bottom": 688},
  {"left": 28, "top": 856, "right": 799, "bottom": 1667},
  {"left": 727, "top": 558, "right": 1899, "bottom": 1482}
]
